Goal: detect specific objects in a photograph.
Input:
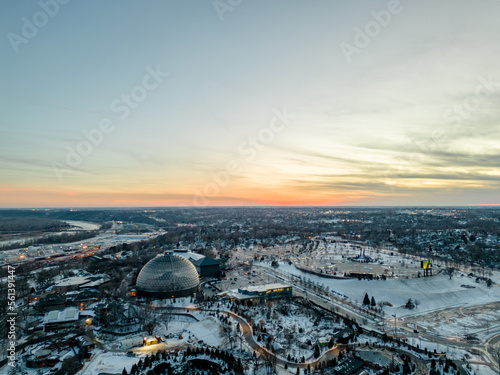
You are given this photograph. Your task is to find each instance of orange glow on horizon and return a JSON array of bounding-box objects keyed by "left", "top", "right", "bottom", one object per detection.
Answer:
[{"left": 0, "top": 185, "right": 364, "bottom": 208}]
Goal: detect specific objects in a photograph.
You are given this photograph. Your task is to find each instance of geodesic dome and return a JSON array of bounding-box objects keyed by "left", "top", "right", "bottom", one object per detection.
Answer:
[{"left": 136, "top": 252, "right": 199, "bottom": 298}]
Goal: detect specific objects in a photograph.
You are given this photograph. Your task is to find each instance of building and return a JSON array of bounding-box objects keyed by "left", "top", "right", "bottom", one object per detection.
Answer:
[
  {"left": 35, "top": 292, "right": 67, "bottom": 312},
  {"left": 356, "top": 351, "right": 393, "bottom": 369},
  {"left": 70, "top": 289, "right": 100, "bottom": 309},
  {"left": 223, "top": 283, "right": 292, "bottom": 304},
  {"left": 136, "top": 252, "right": 200, "bottom": 298},
  {"left": 43, "top": 307, "right": 81, "bottom": 332},
  {"left": 191, "top": 256, "right": 220, "bottom": 277},
  {"left": 52, "top": 274, "right": 110, "bottom": 293},
  {"left": 333, "top": 357, "right": 366, "bottom": 375}
]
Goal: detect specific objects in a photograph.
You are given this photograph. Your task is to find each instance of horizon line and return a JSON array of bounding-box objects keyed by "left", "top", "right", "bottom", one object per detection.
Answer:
[{"left": 0, "top": 204, "right": 499, "bottom": 210}]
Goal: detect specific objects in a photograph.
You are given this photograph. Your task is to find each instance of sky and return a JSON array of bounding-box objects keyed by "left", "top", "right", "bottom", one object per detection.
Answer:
[{"left": 1, "top": 0, "right": 500, "bottom": 208}]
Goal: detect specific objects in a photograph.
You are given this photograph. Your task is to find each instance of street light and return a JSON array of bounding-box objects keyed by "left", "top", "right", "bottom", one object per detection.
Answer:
[{"left": 392, "top": 313, "right": 397, "bottom": 340}]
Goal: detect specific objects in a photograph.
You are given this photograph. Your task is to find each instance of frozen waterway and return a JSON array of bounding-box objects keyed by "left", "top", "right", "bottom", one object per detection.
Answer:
[{"left": 0, "top": 220, "right": 100, "bottom": 248}]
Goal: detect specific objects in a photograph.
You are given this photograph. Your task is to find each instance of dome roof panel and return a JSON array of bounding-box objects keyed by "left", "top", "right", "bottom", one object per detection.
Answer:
[{"left": 136, "top": 252, "right": 199, "bottom": 297}]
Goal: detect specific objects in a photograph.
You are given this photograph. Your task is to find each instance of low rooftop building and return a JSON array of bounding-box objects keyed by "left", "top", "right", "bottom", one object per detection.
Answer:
[
  {"left": 191, "top": 256, "right": 220, "bottom": 277},
  {"left": 43, "top": 307, "right": 81, "bottom": 331},
  {"left": 35, "top": 292, "right": 67, "bottom": 311},
  {"left": 53, "top": 274, "right": 109, "bottom": 293},
  {"left": 223, "top": 283, "right": 292, "bottom": 304}
]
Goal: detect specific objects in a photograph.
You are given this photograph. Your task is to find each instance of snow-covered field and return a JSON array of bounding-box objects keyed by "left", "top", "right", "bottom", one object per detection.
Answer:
[
  {"left": 184, "top": 317, "right": 225, "bottom": 347},
  {"left": 274, "top": 263, "right": 500, "bottom": 318},
  {"left": 465, "top": 364, "right": 498, "bottom": 375},
  {"left": 413, "top": 304, "right": 500, "bottom": 341},
  {"left": 0, "top": 220, "right": 101, "bottom": 248},
  {"left": 79, "top": 351, "right": 139, "bottom": 375}
]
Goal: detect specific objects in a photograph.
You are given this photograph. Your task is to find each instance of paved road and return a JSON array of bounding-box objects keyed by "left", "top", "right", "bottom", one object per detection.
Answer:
[
  {"left": 485, "top": 333, "right": 500, "bottom": 369},
  {"left": 257, "top": 265, "right": 377, "bottom": 324},
  {"left": 392, "top": 317, "right": 500, "bottom": 372}
]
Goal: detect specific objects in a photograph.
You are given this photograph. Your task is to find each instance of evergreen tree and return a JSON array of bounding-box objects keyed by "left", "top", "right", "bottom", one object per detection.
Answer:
[
  {"left": 328, "top": 337, "right": 334, "bottom": 349},
  {"left": 405, "top": 298, "right": 415, "bottom": 309},
  {"left": 235, "top": 358, "right": 244, "bottom": 374},
  {"left": 363, "top": 293, "right": 370, "bottom": 305},
  {"left": 314, "top": 344, "right": 320, "bottom": 358},
  {"left": 370, "top": 296, "right": 376, "bottom": 306}
]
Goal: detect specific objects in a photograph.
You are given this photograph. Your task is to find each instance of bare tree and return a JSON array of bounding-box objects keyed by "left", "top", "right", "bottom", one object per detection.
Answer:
[
  {"left": 140, "top": 304, "right": 158, "bottom": 335},
  {"left": 262, "top": 351, "right": 277, "bottom": 375},
  {"left": 251, "top": 351, "right": 261, "bottom": 375},
  {"left": 236, "top": 323, "right": 245, "bottom": 352}
]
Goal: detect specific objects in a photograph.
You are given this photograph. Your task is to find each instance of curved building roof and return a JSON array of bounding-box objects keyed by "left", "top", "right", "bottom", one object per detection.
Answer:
[{"left": 136, "top": 252, "right": 199, "bottom": 298}]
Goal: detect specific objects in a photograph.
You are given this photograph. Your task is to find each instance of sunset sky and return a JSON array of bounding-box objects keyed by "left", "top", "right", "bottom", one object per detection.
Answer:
[{"left": 1, "top": 0, "right": 500, "bottom": 208}]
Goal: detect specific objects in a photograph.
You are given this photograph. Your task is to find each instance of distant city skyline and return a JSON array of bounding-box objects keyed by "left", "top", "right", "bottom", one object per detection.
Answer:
[{"left": 1, "top": 1, "right": 500, "bottom": 208}]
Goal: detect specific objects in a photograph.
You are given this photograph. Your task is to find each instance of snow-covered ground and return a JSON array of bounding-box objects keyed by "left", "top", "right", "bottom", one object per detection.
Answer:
[
  {"left": 412, "top": 304, "right": 500, "bottom": 342},
  {"left": 62, "top": 220, "right": 101, "bottom": 231},
  {"left": 0, "top": 220, "right": 101, "bottom": 248},
  {"left": 239, "top": 301, "right": 346, "bottom": 362},
  {"left": 273, "top": 263, "right": 500, "bottom": 318},
  {"left": 465, "top": 364, "right": 498, "bottom": 375},
  {"left": 79, "top": 351, "right": 139, "bottom": 375},
  {"left": 79, "top": 315, "right": 225, "bottom": 374},
  {"left": 185, "top": 317, "right": 225, "bottom": 347}
]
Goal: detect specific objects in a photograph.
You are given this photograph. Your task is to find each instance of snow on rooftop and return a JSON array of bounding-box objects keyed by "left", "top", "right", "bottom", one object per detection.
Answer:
[
  {"left": 174, "top": 251, "right": 205, "bottom": 261},
  {"left": 53, "top": 274, "right": 109, "bottom": 288},
  {"left": 239, "top": 282, "right": 291, "bottom": 293},
  {"left": 54, "top": 276, "right": 90, "bottom": 287},
  {"left": 223, "top": 283, "right": 292, "bottom": 300},
  {"left": 43, "top": 307, "right": 80, "bottom": 324}
]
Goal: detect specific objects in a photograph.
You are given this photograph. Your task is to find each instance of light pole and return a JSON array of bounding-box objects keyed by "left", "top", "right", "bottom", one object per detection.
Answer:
[
  {"left": 392, "top": 313, "right": 397, "bottom": 340},
  {"left": 391, "top": 313, "right": 397, "bottom": 372}
]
